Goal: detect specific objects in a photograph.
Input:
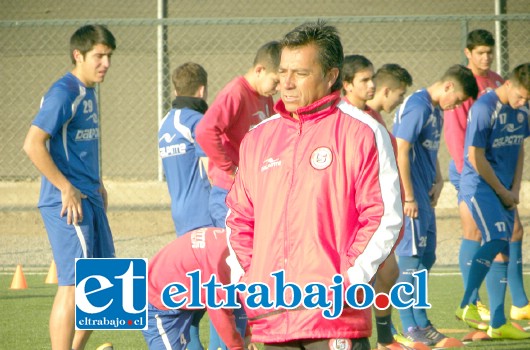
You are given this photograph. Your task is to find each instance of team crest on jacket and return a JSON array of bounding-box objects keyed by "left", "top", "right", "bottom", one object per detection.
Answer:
[
  {"left": 310, "top": 147, "right": 333, "bottom": 170},
  {"left": 328, "top": 339, "right": 352, "bottom": 350}
]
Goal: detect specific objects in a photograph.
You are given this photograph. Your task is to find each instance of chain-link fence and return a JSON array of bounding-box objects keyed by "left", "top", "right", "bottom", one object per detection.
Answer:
[{"left": 1, "top": 0, "right": 529, "bottom": 210}]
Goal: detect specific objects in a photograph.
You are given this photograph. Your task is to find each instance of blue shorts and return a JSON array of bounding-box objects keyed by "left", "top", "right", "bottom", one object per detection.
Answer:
[
  {"left": 142, "top": 303, "right": 196, "bottom": 350},
  {"left": 209, "top": 186, "right": 229, "bottom": 228},
  {"left": 395, "top": 204, "right": 436, "bottom": 257},
  {"left": 461, "top": 191, "right": 514, "bottom": 249},
  {"left": 40, "top": 200, "right": 115, "bottom": 286}
]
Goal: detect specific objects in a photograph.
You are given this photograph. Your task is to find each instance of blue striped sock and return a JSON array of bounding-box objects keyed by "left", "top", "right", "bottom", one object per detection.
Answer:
[
  {"left": 486, "top": 261, "right": 508, "bottom": 328},
  {"left": 508, "top": 241, "right": 529, "bottom": 307}
]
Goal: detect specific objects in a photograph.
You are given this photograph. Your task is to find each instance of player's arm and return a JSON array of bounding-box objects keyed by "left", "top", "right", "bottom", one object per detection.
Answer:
[
  {"left": 429, "top": 159, "right": 444, "bottom": 207},
  {"left": 346, "top": 126, "right": 403, "bottom": 285},
  {"left": 395, "top": 137, "right": 418, "bottom": 218},
  {"left": 195, "top": 95, "right": 239, "bottom": 177},
  {"left": 468, "top": 145, "right": 517, "bottom": 209},
  {"left": 23, "top": 125, "right": 86, "bottom": 224}
]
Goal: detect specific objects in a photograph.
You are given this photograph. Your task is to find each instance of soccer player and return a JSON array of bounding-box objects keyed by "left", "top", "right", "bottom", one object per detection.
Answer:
[
  {"left": 456, "top": 63, "right": 530, "bottom": 340},
  {"left": 227, "top": 20, "right": 403, "bottom": 350},
  {"left": 343, "top": 56, "right": 413, "bottom": 350},
  {"left": 142, "top": 227, "right": 252, "bottom": 350},
  {"left": 392, "top": 65, "right": 478, "bottom": 348},
  {"left": 22, "top": 25, "right": 116, "bottom": 350},
  {"left": 444, "top": 29, "right": 530, "bottom": 324},
  {"left": 196, "top": 41, "right": 280, "bottom": 228},
  {"left": 158, "top": 62, "right": 212, "bottom": 350},
  {"left": 195, "top": 40, "right": 280, "bottom": 350},
  {"left": 158, "top": 62, "right": 212, "bottom": 237}
]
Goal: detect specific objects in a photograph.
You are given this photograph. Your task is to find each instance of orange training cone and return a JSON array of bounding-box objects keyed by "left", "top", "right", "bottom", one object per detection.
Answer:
[
  {"left": 10, "top": 264, "right": 28, "bottom": 290},
  {"left": 45, "top": 260, "right": 58, "bottom": 284}
]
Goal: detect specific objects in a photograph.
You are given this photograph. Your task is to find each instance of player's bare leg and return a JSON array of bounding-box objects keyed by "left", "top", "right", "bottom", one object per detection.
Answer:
[{"left": 50, "top": 285, "right": 93, "bottom": 350}]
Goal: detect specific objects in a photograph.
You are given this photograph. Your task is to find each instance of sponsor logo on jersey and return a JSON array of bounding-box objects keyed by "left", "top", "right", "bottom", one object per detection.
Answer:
[
  {"left": 260, "top": 157, "right": 282, "bottom": 172},
  {"left": 159, "top": 143, "right": 187, "bottom": 158},
  {"left": 310, "top": 147, "right": 333, "bottom": 170},
  {"left": 75, "top": 128, "right": 99, "bottom": 141},
  {"left": 492, "top": 134, "right": 524, "bottom": 148}
]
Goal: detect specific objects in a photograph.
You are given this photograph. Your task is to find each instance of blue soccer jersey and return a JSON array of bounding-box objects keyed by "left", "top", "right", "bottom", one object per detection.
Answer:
[
  {"left": 32, "top": 72, "right": 103, "bottom": 208},
  {"left": 159, "top": 105, "right": 213, "bottom": 236},
  {"left": 393, "top": 89, "right": 443, "bottom": 204},
  {"left": 460, "top": 90, "right": 530, "bottom": 195}
]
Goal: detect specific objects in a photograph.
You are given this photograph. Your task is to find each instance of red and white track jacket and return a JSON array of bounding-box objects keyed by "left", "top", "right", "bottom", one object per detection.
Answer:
[{"left": 226, "top": 91, "right": 403, "bottom": 343}]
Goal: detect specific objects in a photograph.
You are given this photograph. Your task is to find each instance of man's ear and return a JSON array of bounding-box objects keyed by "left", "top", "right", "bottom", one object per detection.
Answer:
[
  {"left": 196, "top": 85, "right": 206, "bottom": 98},
  {"left": 383, "top": 86, "right": 391, "bottom": 98},
  {"left": 254, "top": 64, "right": 266, "bottom": 77},
  {"left": 464, "top": 48, "right": 472, "bottom": 61},
  {"left": 328, "top": 67, "right": 339, "bottom": 89},
  {"left": 73, "top": 49, "right": 84, "bottom": 63},
  {"left": 444, "top": 80, "right": 455, "bottom": 93}
]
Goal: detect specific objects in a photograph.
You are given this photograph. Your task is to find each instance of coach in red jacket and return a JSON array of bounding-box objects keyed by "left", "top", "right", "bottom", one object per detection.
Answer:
[{"left": 226, "top": 21, "right": 403, "bottom": 350}]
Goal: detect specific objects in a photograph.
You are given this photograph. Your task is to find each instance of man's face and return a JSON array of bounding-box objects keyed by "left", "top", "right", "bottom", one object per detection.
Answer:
[
  {"left": 383, "top": 85, "right": 407, "bottom": 113},
  {"left": 439, "top": 84, "right": 467, "bottom": 110},
  {"left": 344, "top": 68, "right": 375, "bottom": 103},
  {"left": 278, "top": 44, "right": 338, "bottom": 113},
  {"left": 506, "top": 81, "right": 530, "bottom": 109},
  {"left": 256, "top": 70, "right": 280, "bottom": 97},
  {"left": 75, "top": 44, "right": 113, "bottom": 87},
  {"left": 465, "top": 45, "right": 494, "bottom": 75}
]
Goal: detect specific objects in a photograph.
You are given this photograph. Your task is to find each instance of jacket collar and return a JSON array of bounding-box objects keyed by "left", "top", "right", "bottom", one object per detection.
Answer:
[
  {"left": 274, "top": 91, "right": 341, "bottom": 124},
  {"left": 171, "top": 96, "right": 208, "bottom": 114}
]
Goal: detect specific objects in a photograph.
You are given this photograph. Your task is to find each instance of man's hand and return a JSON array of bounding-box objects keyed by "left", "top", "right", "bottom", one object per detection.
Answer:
[
  {"left": 429, "top": 180, "right": 444, "bottom": 207},
  {"left": 498, "top": 188, "right": 518, "bottom": 210},
  {"left": 404, "top": 199, "right": 418, "bottom": 219},
  {"left": 60, "top": 184, "right": 87, "bottom": 225}
]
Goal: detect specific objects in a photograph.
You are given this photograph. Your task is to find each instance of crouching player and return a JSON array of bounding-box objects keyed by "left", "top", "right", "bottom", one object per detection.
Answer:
[{"left": 142, "top": 227, "right": 252, "bottom": 350}]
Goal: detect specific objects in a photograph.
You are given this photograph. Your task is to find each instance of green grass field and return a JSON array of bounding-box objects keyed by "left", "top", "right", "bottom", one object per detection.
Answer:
[{"left": 2, "top": 270, "right": 530, "bottom": 350}]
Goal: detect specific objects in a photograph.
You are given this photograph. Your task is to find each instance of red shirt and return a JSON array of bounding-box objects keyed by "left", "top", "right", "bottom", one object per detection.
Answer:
[
  {"left": 196, "top": 76, "right": 275, "bottom": 190},
  {"left": 443, "top": 70, "right": 504, "bottom": 172},
  {"left": 148, "top": 228, "right": 244, "bottom": 349}
]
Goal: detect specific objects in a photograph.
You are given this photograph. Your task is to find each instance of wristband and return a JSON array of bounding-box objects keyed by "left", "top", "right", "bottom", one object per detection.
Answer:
[{"left": 405, "top": 199, "right": 415, "bottom": 203}]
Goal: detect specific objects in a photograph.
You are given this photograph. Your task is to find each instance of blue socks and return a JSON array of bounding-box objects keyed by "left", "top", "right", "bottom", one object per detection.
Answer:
[
  {"left": 460, "top": 239, "right": 508, "bottom": 308},
  {"left": 486, "top": 261, "right": 508, "bottom": 328},
  {"left": 187, "top": 310, "right": 205, "bottom": 350},
  {"left": 397, "top": 256, "right": 432, "bottom": 330},
  {"left": 508, "top": 241, "right": 529, "bottom": 307},
  {"left": 459, "top": 239, "right": 481, "bottom": 304}
]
